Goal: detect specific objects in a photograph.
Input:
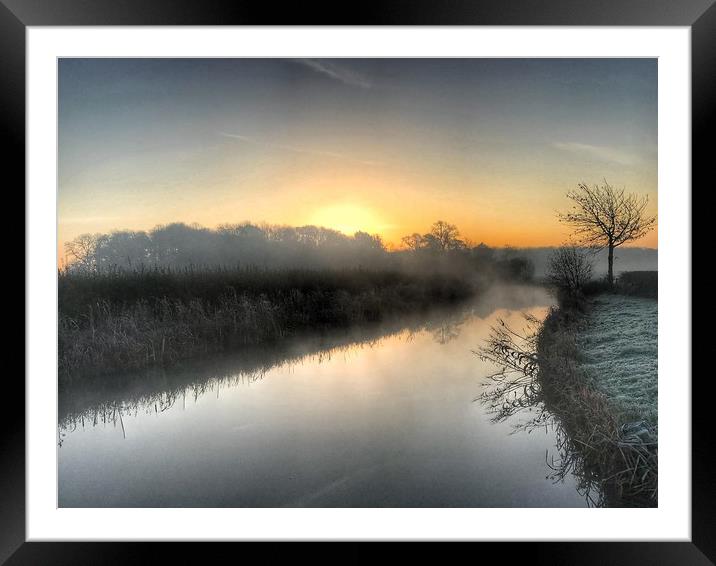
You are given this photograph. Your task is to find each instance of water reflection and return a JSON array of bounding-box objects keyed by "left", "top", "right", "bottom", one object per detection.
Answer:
[
  {"left": 58, "top": 284, "right": 589, "bottom": 508},
  {"left": 476, "top": 314, "right": 606, "bottom": 507},
  {"left": 59, "top": 304, "right": 473, "bottom": 437}
]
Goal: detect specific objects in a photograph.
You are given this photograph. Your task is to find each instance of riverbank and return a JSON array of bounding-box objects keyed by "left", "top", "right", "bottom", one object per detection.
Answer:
[
  {"left": 59, "top": 267, "right": 477, "bottom": 382},
  {"left": 59, "top": 285, "right": 586, "bottom": 508},
  {"left": 59, "top": 289, "right": 491, "bottom": 424},
  {"left": 536, "top": 290, "right": 658, "bottom": 507}
]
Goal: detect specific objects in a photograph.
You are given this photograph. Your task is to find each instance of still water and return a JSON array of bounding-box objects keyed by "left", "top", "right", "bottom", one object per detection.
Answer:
[{"left": 58, "top": 284, "right": 588, "bottom": 507}]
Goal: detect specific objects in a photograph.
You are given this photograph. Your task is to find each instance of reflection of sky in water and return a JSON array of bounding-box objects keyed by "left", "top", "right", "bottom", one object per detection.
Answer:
[{"left": 58, "top": 285, "right": 587, "bottom": 508}]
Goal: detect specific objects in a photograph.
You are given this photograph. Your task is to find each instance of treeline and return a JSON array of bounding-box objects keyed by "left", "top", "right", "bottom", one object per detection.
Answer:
[
  {"left": 59, "top": 220, "right": 537, "bottom": 379},
  {"left": 64, "top": 222, "right": 388, "bottom": 272},
  {"left": 62, "top": 220, "right": 535, "bottom": 283}
]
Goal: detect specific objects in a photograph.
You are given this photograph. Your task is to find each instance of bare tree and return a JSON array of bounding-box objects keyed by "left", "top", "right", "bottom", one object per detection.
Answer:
[
  {"left": 401, "top": 232, "right": 424, "bottom": 252},
  {"left": 64, "top": 233, "right": 100, "bottom": 272},
  {"left": 401, "top": 221, "right": 466, "bottom": 253},
  {"left": 558, "top": 181, "right": 656, "bottom": 285},
  {"left": 547, "top": 246, "right": 593, "bottom": 296},
  {"left": 353, "top": 231, "right": 386, "bottom": 251},
  {"left": 429, "top": 220, "right": 465, "bottom": 251}
]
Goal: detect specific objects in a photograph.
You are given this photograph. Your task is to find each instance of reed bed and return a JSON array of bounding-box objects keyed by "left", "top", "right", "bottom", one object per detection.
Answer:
[
  {"left": 536, "top": 306, "right": 658, "bottom": 506},
  {"left": 477, "top": 298, "right": 657, "bottom": 507},
  {"left": 58, "top": 266, "right": 475, "bottom": 382}
]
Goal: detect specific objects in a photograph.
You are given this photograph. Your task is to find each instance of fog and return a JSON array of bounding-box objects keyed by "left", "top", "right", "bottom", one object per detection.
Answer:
[
  {"left": 59, "top": 283, "right": 590, "bottom": 508},
  {"left": 496, "top": 246, "right": 657, "bottom": 278},
  {"left": 61, "top": 221, "right": 539, "bottom": 283}
]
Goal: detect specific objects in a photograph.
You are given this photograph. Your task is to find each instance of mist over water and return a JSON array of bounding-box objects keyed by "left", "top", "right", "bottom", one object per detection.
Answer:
[{"left": 58, "top": 284, "right": 588, "bottom": 508}]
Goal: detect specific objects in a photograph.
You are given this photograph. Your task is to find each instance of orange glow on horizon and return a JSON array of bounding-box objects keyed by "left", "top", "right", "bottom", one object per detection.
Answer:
[
  {"left": 57, "top": 201, "right": 658, "bottom": 267},
  {"left": 306, "top": 203, "right": 393, "bottom": 238},
  {"left": 57, "top": 142, "right": 658, "bottom": 263},
  {"left": 58, "top": 58, "right": 658, "bottom": 265}
]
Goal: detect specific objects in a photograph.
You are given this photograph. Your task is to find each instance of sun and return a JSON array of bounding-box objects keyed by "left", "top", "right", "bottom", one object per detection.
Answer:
[{"left": 308, "top": 203, "right": 388, "bottom": 237}]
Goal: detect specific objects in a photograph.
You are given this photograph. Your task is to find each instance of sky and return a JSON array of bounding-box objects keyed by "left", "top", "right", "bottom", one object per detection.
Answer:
[{"left": 58, "top": 58, "right": 658, "bottom": 256}]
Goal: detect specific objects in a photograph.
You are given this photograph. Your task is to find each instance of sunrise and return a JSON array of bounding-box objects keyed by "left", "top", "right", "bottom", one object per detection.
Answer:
[
  {"left": 58, "top": 58, "right": 657, "bottom": 259},
  {"left": 58, "top": 57, "right": 659, "bottom": 509}
]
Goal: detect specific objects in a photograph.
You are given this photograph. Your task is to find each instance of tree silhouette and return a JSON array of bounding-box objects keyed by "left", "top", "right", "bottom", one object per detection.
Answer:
[
  {"left": 64, "top": 233, "right": 100, "bottom": 272},
  {"left": 546, "top": 246, "right": 593, "bottom": 296},
  {"left": 558, "top": 181, "right": 656, "bottom": 285},
  {"left": 400, "top": 233, "right": 424, "bottom": 252},
  {"left": 429, "top": 220, "right": 465, "bottom": 251}
]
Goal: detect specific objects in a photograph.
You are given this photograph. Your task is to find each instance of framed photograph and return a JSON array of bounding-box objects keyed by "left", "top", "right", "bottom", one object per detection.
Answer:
[{"left": 9, "top": 1, "right": 710, "bottom": 563}]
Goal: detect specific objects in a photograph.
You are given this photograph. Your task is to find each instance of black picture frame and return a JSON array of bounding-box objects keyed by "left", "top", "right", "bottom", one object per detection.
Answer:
[{"left": 6, "top": 1, "right": 710, "bottom": 563}]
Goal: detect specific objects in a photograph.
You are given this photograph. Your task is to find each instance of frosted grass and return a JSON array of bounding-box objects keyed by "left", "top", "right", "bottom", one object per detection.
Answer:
[{"left": 577, "top": 295, "right": 658, "bottom": 426}]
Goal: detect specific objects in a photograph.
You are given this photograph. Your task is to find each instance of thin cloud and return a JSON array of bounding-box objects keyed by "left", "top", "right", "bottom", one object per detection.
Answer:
[
  {"left": 219, "top": 132, "right": 380, "bottom": 166},
  {"left": 552, "top": 142, "right": 638, "bottom": 166},
  {"left": 296, "top": 59, "right": 373, "bottom": 89}
]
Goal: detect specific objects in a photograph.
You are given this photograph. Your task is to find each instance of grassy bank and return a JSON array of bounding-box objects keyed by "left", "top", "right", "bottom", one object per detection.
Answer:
[
  {"left": 536, "top": 293, "right": 657, "bottom": 506},
  {"left": 577, "top": 294, "right": 657, "bottom": 425},
  {"left": 59, "top": 267, "right": 476, "bottom": 382}
]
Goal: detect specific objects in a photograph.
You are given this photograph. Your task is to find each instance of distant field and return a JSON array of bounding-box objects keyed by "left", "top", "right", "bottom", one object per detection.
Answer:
[{"left": 576, "top": 294, "right": 658, "bottom": 426}]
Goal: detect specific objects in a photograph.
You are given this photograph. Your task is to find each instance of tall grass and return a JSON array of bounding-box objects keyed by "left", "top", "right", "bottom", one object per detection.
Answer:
[
  {"left": 58, "top": 266, "right": 476, "bottom": 381},
  {"left": 59, "top": 301, "right": 475, "bottom": 431},
  {"left": 536, "top": 305, "right": 657, "bottom": 506},
  {"left": 477, "top": 293, "right": 657, "bottom": 507}
]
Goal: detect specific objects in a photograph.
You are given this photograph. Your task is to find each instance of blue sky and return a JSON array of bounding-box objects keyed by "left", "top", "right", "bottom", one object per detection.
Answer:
[{"left": 58, "top": 58, "right": 657, "bottom": 249}]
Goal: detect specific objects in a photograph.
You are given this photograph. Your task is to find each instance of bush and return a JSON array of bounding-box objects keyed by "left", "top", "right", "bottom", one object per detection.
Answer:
[
  {"left": 546, "top": 246, "right": 593, "bottom": 298},
  {"left": 616, "top": 271, "right": 657, "bottom": 299},
  {"left": 582, "top": 278, "right": 612, "bottom": 296}
]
